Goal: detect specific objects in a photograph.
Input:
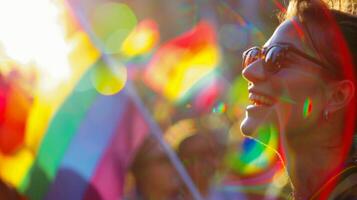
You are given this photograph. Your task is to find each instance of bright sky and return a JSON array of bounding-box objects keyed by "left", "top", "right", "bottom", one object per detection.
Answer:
[{"left": 0, "top": 0, "right": 71, "bottom": 91}]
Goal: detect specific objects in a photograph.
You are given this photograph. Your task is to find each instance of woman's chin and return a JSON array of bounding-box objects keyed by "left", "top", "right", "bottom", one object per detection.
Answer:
[
  {"left": 240, "top": 117, "right": 258, "bottom": 137},
  {"left": 240, "top": 116, "right": 274, "bottom": 138}
]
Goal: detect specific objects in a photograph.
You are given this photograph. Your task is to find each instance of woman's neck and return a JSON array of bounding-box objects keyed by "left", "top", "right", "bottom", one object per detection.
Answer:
[
  {"left": 283, "top": 123, "right": 346, "bottom": 199},
  {"left": 290, "top": 146, "right": 344, "bottom": 199}
]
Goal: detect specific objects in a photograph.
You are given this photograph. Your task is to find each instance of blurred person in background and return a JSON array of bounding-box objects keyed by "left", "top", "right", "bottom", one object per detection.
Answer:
[
  {"left": 240, "top": 0, "right": 357, "bottom": 199},
  {"left": 128, "top": 135, "right": 184, "bottom": 200},
  {"left": 178, "top": 130, "right": 227, "bottom": 200}
]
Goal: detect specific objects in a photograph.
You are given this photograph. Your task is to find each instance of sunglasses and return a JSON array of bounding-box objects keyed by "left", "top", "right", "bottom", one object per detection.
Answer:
[{"left": 242, "top": 43, "right": 332, "bottom": 74}]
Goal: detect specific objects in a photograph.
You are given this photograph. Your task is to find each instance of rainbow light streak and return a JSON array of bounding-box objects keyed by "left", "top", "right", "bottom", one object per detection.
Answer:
[
  {"left": 217, "top": 1, "right": 266, "bottom": 44},
  {"left": 303, "top": 97, "right": 313, "bottom": 118},
  {"left": 212, "top": 102, "right": 227, "bottom": 114},
  {"left": 290, "top": 19, "right": 308, "bottom": 45},
  {"left": 227, "top": 124, "right": 278, "bottom": 177},
  {"left": 218, "top": 1, "right": 246, "bottom": 26},
  {"left": 272, "top": 0, "right": 287, "bottom": 13}
]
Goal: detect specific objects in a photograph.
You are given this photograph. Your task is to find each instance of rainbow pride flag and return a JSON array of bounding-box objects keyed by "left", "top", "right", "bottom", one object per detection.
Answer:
[
  {"left": 16, "top": 60, "right": 149, "bottom": 200},
  {"left": 143, "top": 21, "right": 220, "bottom": 103},
  {"left": 0, "top": 3, "right": 212, "bottom": 199},
  {"left": 0, "top": 18, "right": 151, "bottom": 199},
  {"left": 20, "top": 59, "right": 148, "bottom": 200}
]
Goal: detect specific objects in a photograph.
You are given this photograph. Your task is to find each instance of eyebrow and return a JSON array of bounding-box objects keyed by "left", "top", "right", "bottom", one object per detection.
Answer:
[
  {"left": 276, "top": 43, "right": 341, "bottom": 78},
  {"left": 268, "top": 41, "right": 296, "bottom": 48},
  {"left": 269, "top": 42, "right": 326, "bottom": 65}
]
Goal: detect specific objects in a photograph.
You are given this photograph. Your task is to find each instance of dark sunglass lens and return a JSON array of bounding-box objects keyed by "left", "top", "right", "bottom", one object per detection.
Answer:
[
  {"left": 243, "top": 48, "right": 260, "bottom": 68},
  {"left": 264, "top": 46, "right": 285, "bottom": 73}
]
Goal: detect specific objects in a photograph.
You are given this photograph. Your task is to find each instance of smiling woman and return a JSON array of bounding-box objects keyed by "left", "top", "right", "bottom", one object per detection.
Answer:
[{"left": 239, "top": 0, "right": 357, "bottom": 199}]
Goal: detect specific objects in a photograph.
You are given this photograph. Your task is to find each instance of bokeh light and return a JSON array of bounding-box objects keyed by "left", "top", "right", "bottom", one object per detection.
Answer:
[
  {"left": 90, "top": 2, "right": 137, "bottom": 54},
  {"left": 90, "top": 60, "right": 127, "bottom": 96}
]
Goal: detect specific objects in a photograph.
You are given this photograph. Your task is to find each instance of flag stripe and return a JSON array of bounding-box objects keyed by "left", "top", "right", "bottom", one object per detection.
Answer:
[
  {"left": 84, "top": 99, "right": 149, "bottom": 200},
  {"left": 45, "top": 91, "right": 129, "bottom": 200},
  {"left": 20, "top": 66, "right": 99, "bottom": 199}
]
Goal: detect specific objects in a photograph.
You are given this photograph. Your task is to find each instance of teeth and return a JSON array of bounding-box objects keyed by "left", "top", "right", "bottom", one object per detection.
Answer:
[{"left": 249, "top": 93, "right": 273, "bottom": 106}]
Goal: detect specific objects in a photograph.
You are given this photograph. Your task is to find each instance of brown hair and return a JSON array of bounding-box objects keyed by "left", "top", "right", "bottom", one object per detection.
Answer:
[
  {"left": 278, "top": 0, "right": 357, "bottom": 80},
  {"left": 280, "top": 0, "right": 357, "bottom": 159},
  {"left": 281, "top": 0, "right": 356, "bottom": 21},
  {"left": 279, "top": 0, "right": 357, "bottom": 77}
]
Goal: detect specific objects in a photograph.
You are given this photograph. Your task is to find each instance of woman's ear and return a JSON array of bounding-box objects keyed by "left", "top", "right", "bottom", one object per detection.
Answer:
[{"left": 326, "top": 80, "right": 355, "bottom": 113}]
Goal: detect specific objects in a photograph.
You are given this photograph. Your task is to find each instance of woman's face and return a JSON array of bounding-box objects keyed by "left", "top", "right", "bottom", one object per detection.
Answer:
[{"left": 240, "top": 19, "right": 330, "bottom": 139}]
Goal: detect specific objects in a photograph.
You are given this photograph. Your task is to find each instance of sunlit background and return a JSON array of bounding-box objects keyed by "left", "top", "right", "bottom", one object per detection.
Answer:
[{"left": 0, "top": 0, "right": 291, "bottom": 199}]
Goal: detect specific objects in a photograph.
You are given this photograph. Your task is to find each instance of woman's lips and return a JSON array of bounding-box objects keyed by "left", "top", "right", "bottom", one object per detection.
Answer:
[{"left": 248, "top": 92, "right": 275, "bottom": 107}]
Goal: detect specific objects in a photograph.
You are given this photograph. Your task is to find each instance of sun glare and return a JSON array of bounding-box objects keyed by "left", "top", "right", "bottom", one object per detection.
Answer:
[{"left": 0, "top": 0, "right": 71, "bottom": 91}]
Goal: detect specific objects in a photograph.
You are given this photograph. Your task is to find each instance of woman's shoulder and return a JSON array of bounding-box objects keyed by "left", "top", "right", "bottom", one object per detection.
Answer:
[
  {"left": 329, "top": 165, "right": 357, "bottom": 200},
  {"left": 333, "top": 184, "right": 357, "bottom": 200}
]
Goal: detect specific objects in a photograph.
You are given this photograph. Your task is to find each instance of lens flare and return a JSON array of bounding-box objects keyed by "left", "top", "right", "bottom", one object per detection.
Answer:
[
  {"left": 0, "top": 0, "right": 71, "bottom": 91},
  {"left": 212, "top": 102, "right": 227, "bottom": 114},
  {"left": 217, "top": 1, "right": 266, "bottom": 45},
  {"left": 303, "top": 97, "right": 313, "bottom": 118}
]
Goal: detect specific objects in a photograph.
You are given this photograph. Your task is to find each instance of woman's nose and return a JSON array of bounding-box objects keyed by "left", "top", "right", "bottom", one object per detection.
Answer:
[{"left": 241, "top": 60, "right": 266, "bottom": 83}]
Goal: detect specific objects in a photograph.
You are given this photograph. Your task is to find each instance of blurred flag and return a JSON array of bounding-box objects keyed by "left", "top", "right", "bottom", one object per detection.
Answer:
[
  {"left": 121, "top": 19, "right": 159, "bottom": 57},
  {"left": 0, "top": 69, "right": 34, "bottom": 155},
  {"left": 0, "top": 6, "right": 101, "bottom": 191},
  {"left": 144, "top": 21, "right": 220, "bottom": 103},
  {"left": 0, "top": 2, "right": 150, "bottom": 200},
  {"left": 19, "top": 60, "right": 149, "bottom": 200}
]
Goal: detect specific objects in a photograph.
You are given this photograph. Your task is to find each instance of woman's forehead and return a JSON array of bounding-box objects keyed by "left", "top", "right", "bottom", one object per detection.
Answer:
[{"left": 265, "top": 19, "right": 313, "bottom": 54}]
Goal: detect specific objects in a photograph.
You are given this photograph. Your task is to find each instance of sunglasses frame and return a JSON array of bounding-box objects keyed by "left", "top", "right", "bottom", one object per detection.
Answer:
[{"left": 242, "top": 43, "right": 332, "bottom": 74}]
